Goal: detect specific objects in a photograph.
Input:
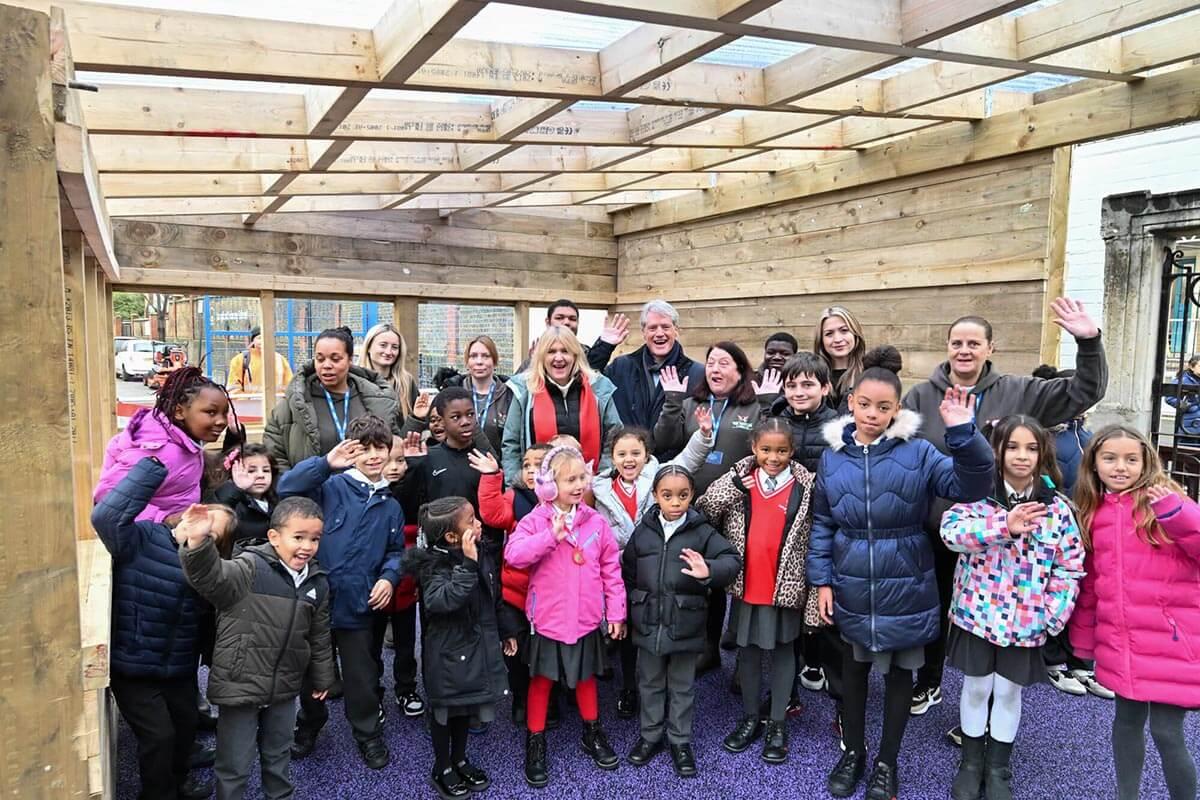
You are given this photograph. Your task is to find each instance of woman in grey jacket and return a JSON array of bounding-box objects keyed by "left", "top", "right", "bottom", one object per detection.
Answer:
[
  {"left": 901, "top": 297, "right": 1108, "bottom": 714},
  {"left": 263, "top": 327, "right": 400, "bottom": 472}
]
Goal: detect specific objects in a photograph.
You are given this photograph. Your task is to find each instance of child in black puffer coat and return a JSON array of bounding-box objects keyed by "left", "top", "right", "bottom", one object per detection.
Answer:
[{"left": 405, "top": 497, "right": 517, "bottom": 799}]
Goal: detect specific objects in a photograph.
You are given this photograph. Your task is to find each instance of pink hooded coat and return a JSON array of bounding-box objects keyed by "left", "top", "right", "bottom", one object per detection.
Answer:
[
  {"left": 1069, "top": 491, "right": 1200, "bottom": 707},
  {"left": 93, "top": 408, "right": 204, "bottom": 523},
  {"left": 504, "top": 502, "right": 626, "bottom": 645}
]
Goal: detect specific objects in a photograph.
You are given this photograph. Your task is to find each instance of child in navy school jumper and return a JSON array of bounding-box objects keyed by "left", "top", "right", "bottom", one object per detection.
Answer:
[
  {"left": 277, "top": 413, "right": 405, "bottom": 770},
  {"left": 809, "top": 346, "right": 993, "bottom": 800},
  {"left": 92, "top": 457, "right": 236, "bottom": 800}
]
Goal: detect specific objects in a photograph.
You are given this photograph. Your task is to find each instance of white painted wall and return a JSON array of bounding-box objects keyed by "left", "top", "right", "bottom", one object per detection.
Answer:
[{"left": 1059, "top": 121, "right": 1200, "bottom": 366}]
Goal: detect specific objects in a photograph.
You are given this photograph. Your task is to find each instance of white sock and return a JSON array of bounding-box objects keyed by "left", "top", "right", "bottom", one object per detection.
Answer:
[
  {"left": 960, "top": 673, "right": 994, "bottom": 738},
  {"left": 988, "top": 674, "right": 1023, "bottom": 743}
]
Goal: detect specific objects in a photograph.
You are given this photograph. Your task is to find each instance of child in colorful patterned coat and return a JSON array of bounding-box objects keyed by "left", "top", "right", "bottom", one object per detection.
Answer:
[{"left": 940, "top": 416, "right": 1086, "bottom": 800}]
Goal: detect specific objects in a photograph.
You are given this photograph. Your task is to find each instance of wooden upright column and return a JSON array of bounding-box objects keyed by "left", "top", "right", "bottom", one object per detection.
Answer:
[
  {"left": 514, "top": 301, "right": 531, "bottom": 373},
  {"left": 0, "top": 5, "right": 89, "bottom": 796},
  {"left": 260, "top": 290, "right": 277, "bottom": 418},
  {"left": 393, "top": 297, "right": 420, "bottom": 379}
]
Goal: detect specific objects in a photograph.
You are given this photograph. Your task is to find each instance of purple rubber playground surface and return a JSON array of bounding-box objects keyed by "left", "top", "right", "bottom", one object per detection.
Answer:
[{"left": 117, "top": 647, "right": 1199, "bottom": 799}]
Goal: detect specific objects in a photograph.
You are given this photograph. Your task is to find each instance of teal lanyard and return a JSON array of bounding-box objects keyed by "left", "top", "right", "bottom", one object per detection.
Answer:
[
  {"left": 322, "top": 387, "right": 350, "bottom": 440},
  {"left": 473, "top": 381, "right": 495, "bottom": 424}
]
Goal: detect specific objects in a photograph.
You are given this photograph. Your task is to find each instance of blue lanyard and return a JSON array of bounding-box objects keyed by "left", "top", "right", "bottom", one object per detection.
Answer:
[
  {"left": 473, "top": 381, "right": 495, "bottom": 424},
  {"left": 322, "top": 387, "right": 350, "bottom": 441},
  {"left": 708, "top": 397, "right": 729, "bottom": 445}
]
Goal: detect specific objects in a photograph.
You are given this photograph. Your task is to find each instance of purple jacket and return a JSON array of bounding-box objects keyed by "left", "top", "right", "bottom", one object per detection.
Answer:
[
  {"left": 505, "top": 503, "right": 626, "bottom": 645},
  {"left": 93, "top": 408, "right": 203, "bottom": 523},
  {"left": 1070, "top": 492, "right": 1200, "bottom": 707}
]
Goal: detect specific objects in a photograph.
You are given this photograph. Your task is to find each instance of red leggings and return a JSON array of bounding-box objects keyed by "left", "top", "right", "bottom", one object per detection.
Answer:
[{"left": 527, "top": 675, "right": 597, "bottom": 733}]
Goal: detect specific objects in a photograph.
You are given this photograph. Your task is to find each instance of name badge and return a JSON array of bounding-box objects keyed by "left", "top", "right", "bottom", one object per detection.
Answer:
[{"left": 705, "top": 450, "right": 724, "bottom": 465}]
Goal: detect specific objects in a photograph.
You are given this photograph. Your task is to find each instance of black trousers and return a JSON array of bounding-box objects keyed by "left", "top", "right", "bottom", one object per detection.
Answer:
[
  {"left": 111, "top": 673, "right": 199, "bottom": 800},
  {"left": 298, "top": 627, "right": 382, "bottom": 744},
  {"left": 916, "top": 534, "right": 957, "bottom": 691},
  {"left": 705, "top": 591, "right": 728, "bottom": 654},
  {"left": 371, "top": 606, "right": 418, "bottom": 697}
]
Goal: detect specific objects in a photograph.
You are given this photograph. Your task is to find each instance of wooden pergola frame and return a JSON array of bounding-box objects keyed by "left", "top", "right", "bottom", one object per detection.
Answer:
[{"left": 12, "top": 0, "right": 1200, "bottom": 229}]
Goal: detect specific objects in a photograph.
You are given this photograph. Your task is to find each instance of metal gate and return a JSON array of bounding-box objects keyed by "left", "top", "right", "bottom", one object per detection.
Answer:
[{"left": 1150, "top": 246, "right": 1200, "bottom": 498}]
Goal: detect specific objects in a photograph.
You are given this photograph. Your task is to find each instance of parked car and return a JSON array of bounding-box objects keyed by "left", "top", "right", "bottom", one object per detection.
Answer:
[
  {"left": 115, "top": 339, "right": 165, "bottom": 381},
  {"left": 113, "top": 336, "right": 135, "bottom": 369}
]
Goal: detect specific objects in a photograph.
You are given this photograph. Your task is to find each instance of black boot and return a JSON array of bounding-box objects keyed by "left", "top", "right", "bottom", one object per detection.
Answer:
[
  {"left": 760, "top": 720, "right": 788, "bottom": 764},
  {"left": 951, "top": 733, "right": 986, "bottom": 800},
  {"left": 827, "top": 749, "right": 866, "bottom": 797},
  {"left": 581, "top": 721, "right": 619, "bottom": 770},
  {"left": 865, "top": 759, "right": 898, "bottom": 800},
  {"left": 188, "top": 741, "right": 216, "bottom": 769},
  {"left": 290, "top": 726, "right": 318, "bottom": 759},
  {"left": 616, "top": 689, "right": 638, "bottom": 719},
  {"left": 524, "top": 732, "right": 549, "bottom": 788},
  {"left": 983, "top": 737, "right": 1014, "bottom": 800},
  {"left": 722, "top": 714, "right": 763, "bottom": 753}
]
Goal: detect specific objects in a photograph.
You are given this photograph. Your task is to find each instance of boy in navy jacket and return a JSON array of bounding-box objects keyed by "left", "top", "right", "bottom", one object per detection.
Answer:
[
  {"left": 92, "top": 457, "right": 235, "bottom": 800},
  {"left": 278, "top": 414, "right": 405, "bottom": 770}
]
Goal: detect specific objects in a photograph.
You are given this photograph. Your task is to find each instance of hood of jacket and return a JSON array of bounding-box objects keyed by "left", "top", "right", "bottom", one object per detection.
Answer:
[
  {"left": 770, "top": 395, "right": 838, "bottom": 423},
  {"left": 823, "top": 409, "right": 922, "bottom": 452},
  {"left": 926, "top": 359, "right": 1006, "bottom": 394},
  {"left": 119, "top": 407, "right": 203, "bottom": 457},
  {"left": 245, "top": 541, "right": 326, "bottom": 580}
]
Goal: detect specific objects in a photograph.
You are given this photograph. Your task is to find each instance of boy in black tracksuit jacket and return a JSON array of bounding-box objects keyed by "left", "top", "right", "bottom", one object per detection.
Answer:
[
  {"left": 767, "top": 353, "right": 845, "bottom": 722},
  {"left": 179, "top": 496, "right": 335, "bottom": 800}
]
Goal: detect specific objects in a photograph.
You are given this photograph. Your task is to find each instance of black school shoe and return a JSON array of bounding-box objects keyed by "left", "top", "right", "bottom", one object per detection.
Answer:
[
  {"left": 188, "top": 741, "right": 216, "bottom": 769},
  {"left": 581, "top": 721, "right": 619, "bottom": 769},
  {"left": 290, "top": 727, "right": 318, "bottom": 759},
  {"left": 616, "top": 689, "right": 638, "bottom": 719},
  {"left": 178, "top": 777, "right": 212, "bottom": 799},
  {"left": 670, "top": 744, "right": 697, "bottom": 778},
  {"left": 627, "top": 737, "right": 664, "bottom": 766},
  {"left": 358, "top": 736, "right": 390, "bottom": 770},
  {"left": 525, "top": 732, "right": 549, "bottom": 788},
  {"left": 429, "top": 767, "right": 469, "bottom": 799},
  {"left": 827, "top": 749, "right": 867, "bottom": 797},
  {"left": 454, "top": 759, "right": 491, "bottom": 793},
  {"left": 865, "top": 759, "right": 899, "bottom": 800},
  {"left": 722, "top": 714, "right": 763, "bottom": 753},
  {"left": 761, "top": 720, "right": 788, "bottom": 764}
]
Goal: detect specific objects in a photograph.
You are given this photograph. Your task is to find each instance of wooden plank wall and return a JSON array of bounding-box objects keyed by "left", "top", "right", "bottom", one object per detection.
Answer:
[
  {"left": 616, "top": 151, "right": 1066, "bottom": 384},
  {"left": 110, "top": 209, "right": 617, "bottom": 304}
]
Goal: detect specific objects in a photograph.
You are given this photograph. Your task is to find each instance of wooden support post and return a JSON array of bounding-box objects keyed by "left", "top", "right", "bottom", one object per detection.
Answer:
[
  {"left": 514, "top": 301, "right": 531, "bottom": 373},
  {"left": 84, "top": 262, "right": 109, "bottom": 483},
  {"left": 1041, "top": 146, "right": 1073, "bottom": 364},
  {"left": 100, "top": 277, "right": 117, "bottom": 442},
  {"left": 0, "top": 5, "right": 89, "bottom": 796},
  {"left": 392, "top": 297, "right": 421, "bottom": 380},
  {"left": 62, "top": 233, "right": 96, "bottom": 540},
  {"left": 260, "top": 290, "right": 277, "bottom": 419}
]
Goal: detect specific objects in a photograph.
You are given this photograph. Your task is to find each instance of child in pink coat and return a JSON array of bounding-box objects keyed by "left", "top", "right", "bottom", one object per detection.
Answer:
[
  {"left": 94, "top": 368, "right": 236, "bottom": 524},
  {"left": 504, "top": 445, "right": 626, "bottom": 789},
  {"left": 1070, "top": 425, "right": 1200, "bottom": 800}
]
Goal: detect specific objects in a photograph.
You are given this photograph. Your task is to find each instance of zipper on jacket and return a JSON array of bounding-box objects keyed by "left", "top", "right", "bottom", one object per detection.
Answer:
[
  {"left": 529, "top": 590, "right": 537, "bottom": 636},
  {"left": 864, "top": 443, "right": 877, "bottom": 652},
  {"left": 268, "top": 576, "right": 302, "bottom": 702},
  {"left": 654, "top": 527, "right": 670, "bottom": 654}
]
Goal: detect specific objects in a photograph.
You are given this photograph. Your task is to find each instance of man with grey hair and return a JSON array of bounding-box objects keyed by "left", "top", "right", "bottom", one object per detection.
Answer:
[{"left": 604, "top": 299, "right": 705, "bottom": 458}]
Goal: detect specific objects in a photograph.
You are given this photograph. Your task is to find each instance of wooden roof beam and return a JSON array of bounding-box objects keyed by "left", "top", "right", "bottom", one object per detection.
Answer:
[{"left": 614, "top": 60, "right": 1200, "bottom": 234}]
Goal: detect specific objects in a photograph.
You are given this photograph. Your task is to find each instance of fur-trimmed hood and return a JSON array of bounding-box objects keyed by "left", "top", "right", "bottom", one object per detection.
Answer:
[{"left": 822, "top": 408, "right": 923, "bottom": 452}]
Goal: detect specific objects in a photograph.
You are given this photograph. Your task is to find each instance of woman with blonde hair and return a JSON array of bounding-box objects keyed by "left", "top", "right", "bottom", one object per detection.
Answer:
[
  {"left": 814, "top": 306, "right": 867, "bottom": 413},
  {"left": 501, "top": 327, "right": 622, "bottom": 486},
  {"left": 359, "top": 323, "right": 418, "bottom": 423}
]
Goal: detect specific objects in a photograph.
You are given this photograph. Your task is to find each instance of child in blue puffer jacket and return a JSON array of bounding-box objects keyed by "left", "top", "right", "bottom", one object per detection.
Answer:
[{"left": 808, "top": 346, "right": 993, "bottom": 800}]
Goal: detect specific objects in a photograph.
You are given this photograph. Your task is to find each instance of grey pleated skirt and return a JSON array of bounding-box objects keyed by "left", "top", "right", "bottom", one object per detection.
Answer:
[
  {"left": 846, "top": 638, "right": 926, "bottom": 672},
  {"left": 430, "top": 702, "right": 497, "bottom": 727},
  {"left": 730, "top": 598, "right": 803, "bottom": 649},
  {"left": 527, "top": 628, "right": 606, "bottom": 687},
  {"left": 947, "top": 625, "right": 1047, "bottom": 687}
]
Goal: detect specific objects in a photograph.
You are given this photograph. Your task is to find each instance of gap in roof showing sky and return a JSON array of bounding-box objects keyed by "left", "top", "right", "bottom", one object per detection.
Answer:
[
  {"left": 456, "top": 4, "right": 639, "bottom": 49},
  {"left": 75, "top": 71, "right": 310, "bottom": 94},
  {"left": 696, "top": 37, "right": 809, "bottom": 68},
  {"left": 994, "top": 73, "right": 1079, "bottom": 92}
]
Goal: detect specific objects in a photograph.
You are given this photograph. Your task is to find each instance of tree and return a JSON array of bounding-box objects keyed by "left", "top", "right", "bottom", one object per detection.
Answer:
[
  {"left": 112, "top": 292, "right": 146, "bottom": 320},
  {"left": 145, "top": 293, "right": 170, "bottom": 340}
]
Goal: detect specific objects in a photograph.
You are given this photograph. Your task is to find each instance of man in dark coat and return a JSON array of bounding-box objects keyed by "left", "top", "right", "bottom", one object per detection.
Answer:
[{"left": 604, "top": 299, "right": 705, "bottom": 458}]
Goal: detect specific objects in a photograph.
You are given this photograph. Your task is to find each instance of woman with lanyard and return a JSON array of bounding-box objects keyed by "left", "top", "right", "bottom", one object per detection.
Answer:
[
  {"left": 901, "top": 297, "right": 1109, "bottom": 720},
  {"left": 655, "top": 340, "right": 781, "bottom": 672},
  {"left": 438, "top": 335, "right": 513, "bottom": 455},
  {"left": 264, "top": 326, "right": 400, "bottom": 472}
]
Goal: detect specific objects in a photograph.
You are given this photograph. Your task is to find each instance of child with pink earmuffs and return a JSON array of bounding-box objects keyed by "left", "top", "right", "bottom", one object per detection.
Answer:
[{"left": 504, "top": 445, "right": 627, "bottom": 789}]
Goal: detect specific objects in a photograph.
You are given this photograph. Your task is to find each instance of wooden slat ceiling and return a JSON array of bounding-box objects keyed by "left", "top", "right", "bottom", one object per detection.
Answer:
[{"left": 21, "top": 0, "right": 1200, "bottom": 227}]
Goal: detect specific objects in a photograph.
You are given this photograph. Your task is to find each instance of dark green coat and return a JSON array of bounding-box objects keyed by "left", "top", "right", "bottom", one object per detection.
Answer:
[{"left": 180, "top": 537, "right": 335, "bottom": 707}]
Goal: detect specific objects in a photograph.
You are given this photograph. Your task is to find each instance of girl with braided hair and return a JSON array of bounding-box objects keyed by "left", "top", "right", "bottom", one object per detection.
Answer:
[{"left": 95, "top": 366, "right": 239, "bottom": 525}]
